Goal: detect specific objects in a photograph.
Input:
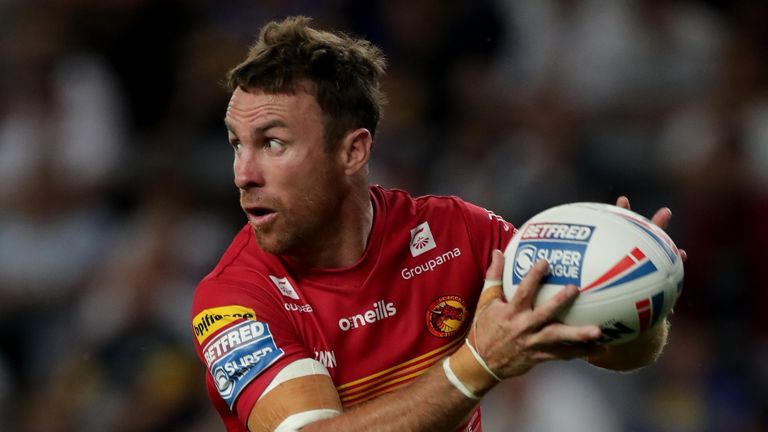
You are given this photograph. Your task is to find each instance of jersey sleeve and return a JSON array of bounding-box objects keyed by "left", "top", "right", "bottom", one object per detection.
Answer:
[
  {"left": 456, "top": 200, "right": 517, "bottom": 274},
  {"left": 191, "top": 278, "right": 313, "bottom": 427}
]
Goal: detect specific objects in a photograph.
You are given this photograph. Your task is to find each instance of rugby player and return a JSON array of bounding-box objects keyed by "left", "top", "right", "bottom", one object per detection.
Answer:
[{"left": 191, "top": 16, "right": 683, "bottom": 432}]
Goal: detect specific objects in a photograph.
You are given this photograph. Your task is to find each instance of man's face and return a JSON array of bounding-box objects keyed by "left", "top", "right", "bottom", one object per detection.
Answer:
[{"left": 225, "top": 85, "right": 344, "bottom": 255}]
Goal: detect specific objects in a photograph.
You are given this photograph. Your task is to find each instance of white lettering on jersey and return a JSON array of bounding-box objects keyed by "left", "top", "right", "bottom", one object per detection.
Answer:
[
  {"left": 401, "top": 247, "right": 462, "bottom": 280},
  {"left": 284, "top": 303, "right": 314, "bottom": 313},
  {"left": 485, "top": 209, "right": 511, "bottom": 232},
  {"left": 314, "top": 350, "right": 337, "bottom": 368},
  {"left": 204, "top": 321, "right": 267, "bottom": 367},
  {"left": 269, "top": 275, "right": 300, "bottom": 300},
  {"left": 338, "top": 300, "right": 397, "bottom": 331},
  {"left": 410, "top": 222, "right": 437, "bottom": 257},
  {"left": 204, "top": 321, "right": 284, "bottom": 407}
]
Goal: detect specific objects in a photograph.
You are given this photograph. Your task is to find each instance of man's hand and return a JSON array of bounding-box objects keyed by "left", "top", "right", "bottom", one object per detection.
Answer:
[
  {"left": 454, "top": 251, "right": 604, "bottom": 395},
  {"left": 615, "top": 196, "right": 687, "bottom": 261},
  {"left": 581, "top": 196, "right": 687, "bottom": 371}
]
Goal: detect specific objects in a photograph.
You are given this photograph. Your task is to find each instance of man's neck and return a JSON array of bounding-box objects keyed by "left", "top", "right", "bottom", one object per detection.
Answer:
[{"left": 285, "top": 186, "right": 374, "bottom": 269}]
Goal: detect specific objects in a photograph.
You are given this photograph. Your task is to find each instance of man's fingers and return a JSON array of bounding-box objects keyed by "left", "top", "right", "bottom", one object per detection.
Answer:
[
  {"left": 485, "top": 249, "right": 504, "bottom": 281},
  {"left": 617, "top": 196, "right": 673, "bottom": 230},
  {"left": 650, "top": 207, "right": 672, "bottom": 230},
  {"left": 527, "top": 284, "right": 581, "bottom": 329},
  {"left": 617, "top": 198, "right": 680, "bottom": 251},
  {"left": 526, "top": 322, "right": 601, "bottom": 347},
  {"left": 531, "top": 342, "right": 607, "bottom": 362},
  {"left": 477, "top": 250, "right": 504, "bottom": 311},
  {"left": 509, "top": 260, "right": 549, "bottom": 312}
]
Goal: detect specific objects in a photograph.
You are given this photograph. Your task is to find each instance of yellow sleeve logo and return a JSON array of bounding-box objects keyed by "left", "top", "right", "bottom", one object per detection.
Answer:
[{"left": 192, "top": 305, "right": 256, "bottom": 344}]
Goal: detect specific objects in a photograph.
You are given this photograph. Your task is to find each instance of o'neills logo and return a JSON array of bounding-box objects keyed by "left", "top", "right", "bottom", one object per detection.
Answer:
[
  {"left": 426, "top": 295, "right": 468, "bottom": 338},
  {"left": 338, "top": 300, "right": 397, "bottom": 331},
  {"left": 401, "top": 248, "right": 461, "bottom": 280}
]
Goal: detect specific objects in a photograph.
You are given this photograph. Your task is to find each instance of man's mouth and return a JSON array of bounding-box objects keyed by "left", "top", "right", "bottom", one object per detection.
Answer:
[{"left": 244, "top": 206, "right": 278, "bottom": 226}]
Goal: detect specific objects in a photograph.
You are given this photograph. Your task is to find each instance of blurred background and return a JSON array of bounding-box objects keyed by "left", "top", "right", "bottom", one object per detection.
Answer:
[{"left": 0, "top": 0, "right": 766, "bottom": 430}]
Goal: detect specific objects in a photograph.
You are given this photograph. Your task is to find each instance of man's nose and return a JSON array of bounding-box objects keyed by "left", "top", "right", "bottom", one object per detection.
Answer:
[{"left": 234, "top": 149, "right": 265, "bottom": 190}]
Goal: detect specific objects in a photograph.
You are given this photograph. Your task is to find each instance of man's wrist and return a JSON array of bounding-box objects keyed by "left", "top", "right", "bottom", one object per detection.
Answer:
[{"left": 448, "top": 343, "right": 499, "bottom": 397}]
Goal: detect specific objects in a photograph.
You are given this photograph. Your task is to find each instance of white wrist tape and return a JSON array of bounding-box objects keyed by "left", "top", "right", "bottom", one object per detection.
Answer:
[
  {"left": 261, "top": 358, "right": 330, "bottom": 399},
  {"left": 442, "top": 357, "right": 480, "bottom": 400},
  {"left": 482, "top": 279, "right": 502, "bottom": 292},
  {"left": 273, "top": 408, "right": 341, "bottom": 432},
  {"left": 465, "top": 339, "right": 502, "bottom": 382}
]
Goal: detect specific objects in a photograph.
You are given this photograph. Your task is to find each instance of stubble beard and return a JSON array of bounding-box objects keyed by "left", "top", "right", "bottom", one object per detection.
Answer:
[
  {"left": 251, "top": 209, "right": 304, "bottom": 255},
  {"left": 251, "top": 181, "right": 342, "bottom": 258}
]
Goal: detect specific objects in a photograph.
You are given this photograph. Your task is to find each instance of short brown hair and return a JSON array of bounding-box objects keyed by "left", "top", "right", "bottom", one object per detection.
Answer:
[{"left": 227, "top": 16, "right": 387, "bottom": 150}]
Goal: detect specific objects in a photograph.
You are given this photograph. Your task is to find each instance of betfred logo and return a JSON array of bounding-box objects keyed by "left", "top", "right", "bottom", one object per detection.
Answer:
[
  {"left": 204, "top": 320, "right": 269, "bottom": 367},
  {"left": 204, "top": 320, "right": 284, "bottom": 408},
  {"left": 521, "top": 223, "right": 594, "bottom": 241},
  {"left": 410, "top": 222, "right": 436, "bottom": 257},
  {"left": 338, "top": 300, "right": 397, "bottom": 331},
  {"left": 193, "top": 305, "right": 256, "bottom": 344}
]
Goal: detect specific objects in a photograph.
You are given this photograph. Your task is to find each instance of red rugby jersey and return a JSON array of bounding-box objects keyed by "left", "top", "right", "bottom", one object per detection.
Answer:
[{"left": 191, "top": 185, "right": 515, "bottom": 431}]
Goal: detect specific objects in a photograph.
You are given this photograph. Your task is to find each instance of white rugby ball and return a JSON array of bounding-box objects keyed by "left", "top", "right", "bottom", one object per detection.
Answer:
[{"left": 502, "top": 202, "right": 684, "bottom": 344}]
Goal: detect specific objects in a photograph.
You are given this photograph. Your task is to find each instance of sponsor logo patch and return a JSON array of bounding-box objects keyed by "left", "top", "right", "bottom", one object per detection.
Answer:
[
  {"left": 426, "top": 295, "right": 468, "bottom": 338},
  {"left": 193, "top": 305, "right": 256, "bottom": 344},
  {"left": 338, "top": 300, "right": 397, "bottom": 331},
  {"left": 269, "top": 275, "right": 300, "bottom": 300},
  {"left": 410, "top": 222, "right": 437, "bottom": 257},
  {"left": 401, "top": 247, "right": 461, "bottom": 280},
  {"left": 512, "top": 223, "right": 595, "bottom": 286},
  {"left": 284, "top": 303, "right": 313, "bottom": 313},
  {"left": 204, "top": 320, "right": 284, "bottom": 407}
]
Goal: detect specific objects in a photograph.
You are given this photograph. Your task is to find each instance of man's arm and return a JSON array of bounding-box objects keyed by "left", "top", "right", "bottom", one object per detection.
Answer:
[
  {"left": 247, "top": 252, "right": 603, "bottom": 431},
  {"left": 248, "top": 199, "right": 683, "bottom": 431}
]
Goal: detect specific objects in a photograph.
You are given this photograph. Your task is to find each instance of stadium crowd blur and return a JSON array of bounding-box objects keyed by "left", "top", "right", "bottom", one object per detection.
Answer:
[{"left": 0, "top": 0, "right": 766, "bottom": 430}]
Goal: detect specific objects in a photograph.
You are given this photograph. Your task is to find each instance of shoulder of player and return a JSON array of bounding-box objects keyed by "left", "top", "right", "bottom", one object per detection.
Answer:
[
  {"left": 190, "top": 271, "right": 290, "bottom": 342},
  {"left": 193, "top": 240, "right": 286, "bottom": 311},
  {"left": 372, "top": 184, "right": 473, "bottom": 216},
  {"left": 196, "top": 225, "right": 284, "bottom": 291},
  {"left": 199, "top": 224, "right": 253, "bottom": 280}
]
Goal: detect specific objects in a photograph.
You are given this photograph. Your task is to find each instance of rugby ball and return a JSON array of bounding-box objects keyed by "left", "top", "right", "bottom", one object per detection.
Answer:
[{"left": 502, "top": 203, "right": 684, "bottom": 344}]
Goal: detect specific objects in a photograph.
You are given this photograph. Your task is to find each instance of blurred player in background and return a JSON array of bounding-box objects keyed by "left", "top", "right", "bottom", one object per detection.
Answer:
[{"left": 191, "top": 16, "right": 681, "bottom": 432}]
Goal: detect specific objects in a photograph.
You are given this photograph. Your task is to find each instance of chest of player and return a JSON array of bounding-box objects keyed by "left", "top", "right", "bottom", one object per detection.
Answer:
[{"left": 279, "top": 238, "right": 483, "bottom": 406}]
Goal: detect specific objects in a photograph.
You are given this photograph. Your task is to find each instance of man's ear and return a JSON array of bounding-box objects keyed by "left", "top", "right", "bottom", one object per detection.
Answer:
[{"left": 338, "top": 128, "right": 372, "bottom": 176}]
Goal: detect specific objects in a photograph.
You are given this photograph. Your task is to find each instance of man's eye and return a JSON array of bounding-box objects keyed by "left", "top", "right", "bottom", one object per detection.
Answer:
[
  {"left": 230, "top": 140, "right": 242, "bottom": 152},
  {"left": 264, "top": 139, "right": 285, "bottom": 153}
]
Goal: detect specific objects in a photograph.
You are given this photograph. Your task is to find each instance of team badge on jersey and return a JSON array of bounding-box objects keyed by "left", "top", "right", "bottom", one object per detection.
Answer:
[
  {"left": 425, "top": 295, "right": 469, "bottom": 338},
  {"left": 410, "top": 221, "right": 437, "bottom": 257}
]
